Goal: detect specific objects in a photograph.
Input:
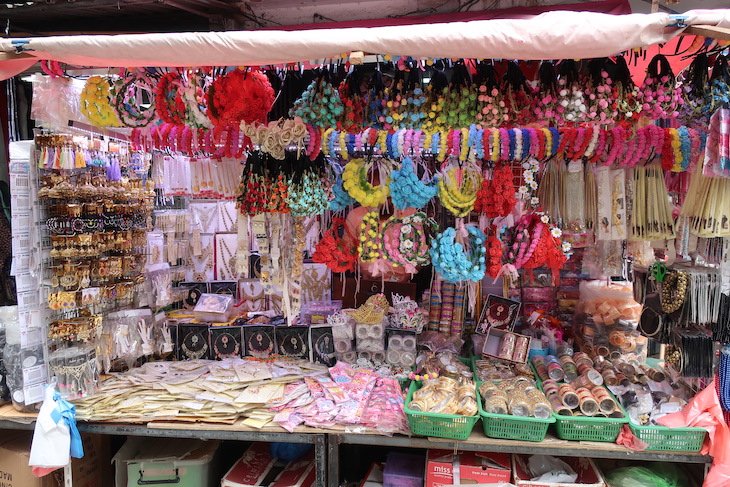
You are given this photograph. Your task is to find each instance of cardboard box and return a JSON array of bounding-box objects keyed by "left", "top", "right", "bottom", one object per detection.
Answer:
[
  {"left": 270, "top": 452, "right": 315, "bottom": 487},
  {"left": 425, "top": 450, "right": 511, "bottom": 487},
  {"left": 221, "top": 443, "right": 276, "bottom": 487},
  {"left": 222, "top": 445, "right": 314, "bottom": 487},
  {"left": 512, "top": 455, "right": 605, "bottom": 487},
  {"left": 0, "top": 432, "right": 110, "bottom": 487}
]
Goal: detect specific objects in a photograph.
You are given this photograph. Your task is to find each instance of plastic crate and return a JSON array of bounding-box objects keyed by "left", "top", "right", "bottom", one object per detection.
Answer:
[
  {"left": 404, "top": 381, "right": 479, "bottom": 440},
  {"left": 629, "top": 422, "right": 706, "bottom": 452},
  {"left": 532, "top": 373, "right": 628, "bottom": 442},
  {"left": 476, "top": 384, "right": 555, "bottom": 442}
]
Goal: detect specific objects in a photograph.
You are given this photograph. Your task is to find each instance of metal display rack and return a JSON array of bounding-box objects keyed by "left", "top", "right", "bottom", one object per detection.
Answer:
[{"left": 0, "top": 406, "right": 712, "bottom": 487}]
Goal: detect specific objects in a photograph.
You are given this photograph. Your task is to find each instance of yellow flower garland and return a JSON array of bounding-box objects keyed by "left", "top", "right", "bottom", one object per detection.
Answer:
[
  {"left": 80, "top": 76, "right": 121, "bottom": 127},
  {"left": 358, "top": 210, "right": 382, "bottom": 262},
  {"left": 438, "top": 165, "right": 481, "bottom": 217},
  {"left": 342, "top": 158, "right": 390, "bottom": 207}
]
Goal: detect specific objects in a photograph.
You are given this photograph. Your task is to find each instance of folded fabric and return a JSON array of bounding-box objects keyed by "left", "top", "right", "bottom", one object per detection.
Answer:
[{"left": 616, "top": 424, "right": 648, "bottom": 451}]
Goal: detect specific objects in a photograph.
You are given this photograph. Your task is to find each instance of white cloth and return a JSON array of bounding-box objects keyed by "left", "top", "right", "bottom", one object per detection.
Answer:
[
  {"left": 0, "top": 9, "right": 728, "bottom": 80},
  {"left": 29, "top": 386, "right": 71, "bottom": 470}
]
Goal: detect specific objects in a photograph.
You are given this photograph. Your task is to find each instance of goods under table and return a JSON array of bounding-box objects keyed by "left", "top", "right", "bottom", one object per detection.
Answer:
[{"left": 0, "top": 404, "right": 711, "bottom": 487}]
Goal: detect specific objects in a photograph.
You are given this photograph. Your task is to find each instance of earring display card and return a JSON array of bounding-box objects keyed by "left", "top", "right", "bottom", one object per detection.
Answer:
[
  {"left": 178, "top": 324, "right": 210, "bottom": 360},
  {"left": 276, "top": 326, "right": 310, "bottom": 359},
  {"left": 181, "top": 282, "right": 209, "bottom": 309},
  {"left": 310, "top": 325, "right": 336, "bottom": 367},
  {"left": 475, "top": 295, "right": 521, "bottom": 335},
  {"left": 243, "top": 325, "right": 276, "bottom": 359},
  {"left": 301, "top": 263, "right": 331, "bottom": 304},
  {"left": 210, "top": 281, "right": 238, "bottom": 299},
  {"left": 210, "top": 326, "right": 243, "bottom": 360}
]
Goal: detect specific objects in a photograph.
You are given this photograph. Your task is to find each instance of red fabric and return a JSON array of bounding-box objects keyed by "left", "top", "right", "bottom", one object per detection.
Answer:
[
  {"left": 261, "top": 0, "right": 631, "bottom": 31},
  {"left": 615, "top": 424, "right": 648, "bottom": 451}
]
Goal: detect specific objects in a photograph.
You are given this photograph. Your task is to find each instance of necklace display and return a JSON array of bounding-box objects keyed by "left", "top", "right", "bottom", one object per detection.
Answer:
[{"left": 660, "top": 270, "right": 689, "bottom": 314}]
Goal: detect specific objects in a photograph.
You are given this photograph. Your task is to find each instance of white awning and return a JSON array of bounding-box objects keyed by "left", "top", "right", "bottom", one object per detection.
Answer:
[{"left": 0, "top": 8, "right": 729, "bottom": 80}]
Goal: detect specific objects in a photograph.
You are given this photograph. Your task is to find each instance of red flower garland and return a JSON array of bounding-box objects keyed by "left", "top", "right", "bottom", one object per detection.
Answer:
[
  {"left": 207, "top": 69, "right": 275, "bottom": 128},
  {"left": 475, "top": 165, "right": 516, "bottom": 218},
  {"left": 155, "top": 72, "right": 186, "bottom": 125},
  {"left": 313, "top": 218, "right": 358, "bottom": 273},
  {"left": 486, "top": 229, "right": 503, "bottom": 279}
]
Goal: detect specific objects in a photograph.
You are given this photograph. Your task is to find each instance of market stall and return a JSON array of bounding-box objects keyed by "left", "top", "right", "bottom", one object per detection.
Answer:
[{"left": 1, "top": 6, "right": 730, "bottom": 487}]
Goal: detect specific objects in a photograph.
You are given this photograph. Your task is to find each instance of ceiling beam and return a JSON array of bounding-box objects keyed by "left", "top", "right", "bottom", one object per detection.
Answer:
[{"left": 162, "top": 0, "right": 215, "bottom": 17}]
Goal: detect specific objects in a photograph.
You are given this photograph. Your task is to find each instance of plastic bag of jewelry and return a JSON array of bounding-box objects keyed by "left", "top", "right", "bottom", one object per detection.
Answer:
[
  {"left": 49, "top": 345, "right": 99, "bottom": 400},
  {"left": 104, "top": 310, "right": 146, "bottom": 372},
  {"left": 146, "top": 263, "right": 173, "bottom": 310},
  {"left": 418, "top": 330, "right": 464, "bottom": 354}
]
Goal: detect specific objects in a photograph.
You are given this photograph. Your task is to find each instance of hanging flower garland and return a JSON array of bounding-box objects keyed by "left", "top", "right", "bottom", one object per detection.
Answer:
[
  {"left": 381, "top": 212, "right": 437, "bottom": 273},
  {"left": 342, "top": 158, "right": 390, "bottom": 207},
  {"left": 290, "top": 76, "right": 344, "bottom": 128},
  {"left": 638, "top": 54, "right": 683, "bottom": 120},
  {"left": 183, "top": 70, "right": 214, "bottom": 129},
  {"left": 506, "top": 212, "right": 571, "bottom": 284},
  {"left": 338, "top": 79, "right": 366, "bottom": 133},
  {"left": 155, "top": 71, "right": 187, "bottom": 125},
  {"left": 475, "top": 165, "right": 516, "bottom": 218},
  {"left": 208, "top": 69, "right": 275, "bottom": 128},
  {"left": 517, "top": 158, "right": 541, "bottom": 208},
  {"left": 555, "top": 60, "right": 587, "bottom": 124},
  {"left": 80, "top": 76, "right": 122, "bottom": 127},
  {"left": 475, "top": 61, "right": 509, "bottom": 127},
  {"left": 113, "top": 70, "right": 156, "bottom": 128},
  {"left": 584, "top": 63, "right": 617, "bottom": 123},
  {"left": 287, "top": 169, "right": 329, "bottom": 217},
  {"left": 429, "top": 225, "right": 486, "bottom": 283},
  {"left": 533, "top": 61, "right": 561, "bottom": 126},
  {"left": 390, "top": 157, "right": 438, "bottom": 210},
  {"left": 504, "top": 61, "right": 534, "bottom": 126},
  {"left": 438, "top": 164, "right": 482, "bottom": 217},
  {"left": 486, "top": 227, "right": 503, "bottom": 279},
  {"left": 312, "top": 217, "right": 358, "bottom": 273}
]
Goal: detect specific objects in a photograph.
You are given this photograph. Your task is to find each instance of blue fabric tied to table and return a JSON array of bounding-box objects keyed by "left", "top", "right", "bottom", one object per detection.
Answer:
[{"left": 50, "top": 391, "right": 84, "bottom": 459}]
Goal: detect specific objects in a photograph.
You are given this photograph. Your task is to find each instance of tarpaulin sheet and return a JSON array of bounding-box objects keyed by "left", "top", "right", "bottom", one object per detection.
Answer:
[{"left": 0, "top": 8, "right": 728, "bottom": 80}]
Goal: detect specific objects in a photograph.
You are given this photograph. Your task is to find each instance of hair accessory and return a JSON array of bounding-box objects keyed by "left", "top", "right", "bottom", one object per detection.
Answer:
[
  {"left": 113, "top": 70, "right": 156, "bottom": 128},
  {"left": 313, "top": 217, "right": 358, "bottom": 273},
  {"left": 429, "top": 224, "right": 486, "bottom": 283},
  {"left": 390, "top": 157, "right": 438, "bottom": 210},
  {"left": 438, "top": 164, "right": 481, "bottom": 217},
  {"left": 342, "top": 158, "right": 390, "bottom": 207},
  {"left": 80, "top": 76, "right": 122, "bottom": 127}
]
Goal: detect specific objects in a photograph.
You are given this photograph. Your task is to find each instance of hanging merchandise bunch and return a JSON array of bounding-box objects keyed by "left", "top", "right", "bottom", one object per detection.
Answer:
[
  {"left": 113, "top": 70, "right": 157, "bottom": 128},
  {"left": 290, "top": 74, "right": 344, "bottom": 128},
  {"left": 342, "top": 158, "right": 390, "bottom": 207},
  {"left": 430, "top": 225, "right": 486, "bottom": 283},
  {"left": 208, "top": 68, "right": 275, "bottom": 128},
  {"left": 638, "top": 54, "right": 683, "bottom": 120},
  {"left": 389, "top": 157, "right": 438, "bottom": 210},
  {"left": 475, "top": 165, "right": 516, "bottom": 218},
  {"left": 155, "top": 71, "right": 187, "bottom": 125},
  {"left": 80, "top": 75, "right": 122, "bottom": 127}
]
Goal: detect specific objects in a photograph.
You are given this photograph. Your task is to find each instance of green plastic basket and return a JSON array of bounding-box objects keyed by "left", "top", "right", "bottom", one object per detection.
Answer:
[
  {"left": 476, "top": 383, "right": 555, "bottom": 442},
  {"left": 404, "top": 381, "right": 479, "bottom": 440},
  {"left": 533, "top": 373, "right": 628, "bottom": 442},
  {"left": 629, "top": 422, "right": 706, "bottom": 452}
]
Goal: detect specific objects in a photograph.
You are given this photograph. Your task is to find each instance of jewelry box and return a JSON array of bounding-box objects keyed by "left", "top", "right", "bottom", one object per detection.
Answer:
[
  {"left": 177, "top": 324, "right": 210, "bottom": 360},
  {"left": 193, "top": 293, "right": 234, "bottom": 323},
  {"left": 180, "top": 282, "right": 209, "bottom": 310},
  {"left": 309, "top": 325, "right": 336, "bottom": 367},
  {"left": 275, "top": 326, "right": 309, "bottom": 360},
  {"left": 243, "top": 325, "right": 276, "bottom": 359},
  {"left": 210, "top": 281, "right": 238, "bottom": 299},
  {"left": 210, "top": 326, "right": 243, "bottom": 360},
  {"left": 475, "top": 295, "right": 520, "bottom": 335}
]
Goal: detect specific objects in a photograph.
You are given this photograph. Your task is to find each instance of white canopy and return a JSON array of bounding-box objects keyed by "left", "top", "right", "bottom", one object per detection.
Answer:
[{"left": 0, "top": 8, "right": 729, "bottom": 80}]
